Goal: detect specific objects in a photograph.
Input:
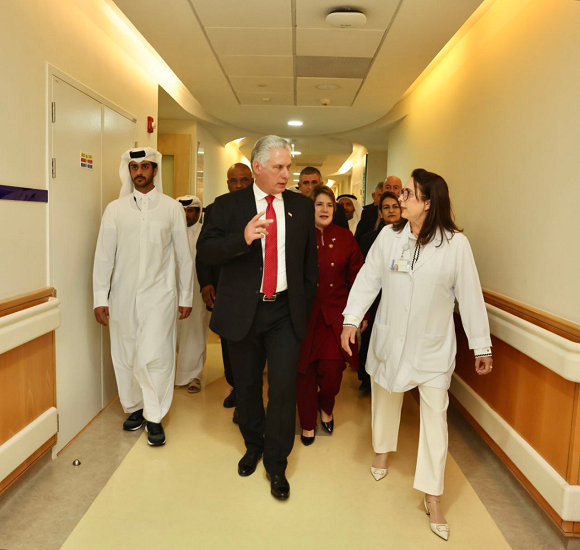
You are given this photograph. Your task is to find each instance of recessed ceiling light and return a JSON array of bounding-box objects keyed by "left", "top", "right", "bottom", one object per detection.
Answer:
[
  {"left": 293, "top": 179, "right": 299, "bottom": 182},
  {"left": 316, "top": 84, "right": 340, "bottom": 90},
  {"left": 293, "top": 172, "right": 300, "bottom": 175},
  {"left": 292, "top": 151, "right": 302, "bottom": 156},
  {"left": 288, "top": 120, "right": 303, "bottom": 126}
]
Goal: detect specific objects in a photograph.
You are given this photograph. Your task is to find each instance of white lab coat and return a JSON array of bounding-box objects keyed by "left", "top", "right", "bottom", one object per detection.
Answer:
[
  {"left": 93, "top": 187, "right": 193, "bottom": 423},
  {"left": 343, "top": 223, "right": 491, "bottom": 393},
  {"left": 175, "top": 222, "right": 210, "bottom": 385}
]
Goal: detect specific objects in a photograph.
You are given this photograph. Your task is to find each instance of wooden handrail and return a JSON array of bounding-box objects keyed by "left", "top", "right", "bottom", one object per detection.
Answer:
[
  {"left": 484, "top": 290, "right": 580, "bottom": 343},
  {"left": 0, "top": 288, "right": 55, "bottom": 318}
]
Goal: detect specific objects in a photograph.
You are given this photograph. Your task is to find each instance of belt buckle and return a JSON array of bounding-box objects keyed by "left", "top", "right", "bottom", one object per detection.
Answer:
[{"left": 262, "top": 293, "right": 277, "bottom": 302}]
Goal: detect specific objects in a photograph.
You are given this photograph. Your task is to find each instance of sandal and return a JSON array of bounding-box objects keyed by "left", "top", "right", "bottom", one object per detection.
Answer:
[{"left": 187, "top": 378, "right": 201, "bottom": 393}]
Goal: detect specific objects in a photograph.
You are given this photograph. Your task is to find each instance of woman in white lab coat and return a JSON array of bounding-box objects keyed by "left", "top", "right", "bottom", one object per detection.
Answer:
[{"left": 341, "top": 169, "right": 493, "bottom": 541}]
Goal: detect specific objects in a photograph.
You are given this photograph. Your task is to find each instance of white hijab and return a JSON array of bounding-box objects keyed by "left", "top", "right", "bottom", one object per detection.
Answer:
[{"left": 119, "top": 147, "right": 163, "bottom": 198}]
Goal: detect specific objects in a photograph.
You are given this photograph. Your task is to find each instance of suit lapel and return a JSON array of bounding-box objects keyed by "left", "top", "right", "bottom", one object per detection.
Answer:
[{"left": 282, "top": 191, "right": 293, "bottom": 250}]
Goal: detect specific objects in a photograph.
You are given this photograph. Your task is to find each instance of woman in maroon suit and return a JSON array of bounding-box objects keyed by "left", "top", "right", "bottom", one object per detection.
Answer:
[{"left": 296, "top": 186, "right": 366, "bottom": 446}]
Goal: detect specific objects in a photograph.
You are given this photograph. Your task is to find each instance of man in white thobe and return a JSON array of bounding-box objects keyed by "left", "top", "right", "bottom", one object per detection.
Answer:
[
  {"left": 175, "top": 195, "right": 210, "bottom": 393},
  {"left": 93, "top": 147, "right": 193, "bottom": 447},
  {"left": 337, "top": 194, "right": 363, "bottom": 235}
]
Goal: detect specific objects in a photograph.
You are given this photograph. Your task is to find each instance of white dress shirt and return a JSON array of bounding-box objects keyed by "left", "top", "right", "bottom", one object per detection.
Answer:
[{"left": 253, "top": 183, "right": 287, "bottom": 293}]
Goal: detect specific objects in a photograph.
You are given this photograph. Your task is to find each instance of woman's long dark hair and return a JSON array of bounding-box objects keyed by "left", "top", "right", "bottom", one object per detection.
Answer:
[{"left": 392, "top": 168, "right": 461, "bottom": 246}]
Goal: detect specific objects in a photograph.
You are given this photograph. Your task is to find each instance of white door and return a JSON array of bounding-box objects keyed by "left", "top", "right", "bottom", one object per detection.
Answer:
[
  {"left": 50, "top": 77, "right": 103, "bottom": 453},
  {"left": 101, "top": 106, "right": 137, "bottom": 406}
]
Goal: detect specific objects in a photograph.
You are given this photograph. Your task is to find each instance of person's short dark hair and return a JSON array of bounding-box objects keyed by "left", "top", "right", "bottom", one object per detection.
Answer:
[
  {"left": 311, "top": 185, "right": 336, "bottom": 210},
  {"left": 393, "top": 168, "right": 461, "bottom": 246},
  {"left": 300, "top": 166, "right": 322, "bottom": 180}
]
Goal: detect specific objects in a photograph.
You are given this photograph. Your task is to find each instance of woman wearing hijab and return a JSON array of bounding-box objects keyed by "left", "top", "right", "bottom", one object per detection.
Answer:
[
  {"left": 341, "top": 169, "right": 493, "bottom": 540},
  {"left": 357, "top": 192, "right": 402, "bottom": 393},
  {"left": 296, "top": 186, "right": 365, "bottom": 446}
]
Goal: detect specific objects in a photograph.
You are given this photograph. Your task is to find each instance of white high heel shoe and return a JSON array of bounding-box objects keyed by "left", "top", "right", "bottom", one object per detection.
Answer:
[
  {"left": 423, "top": 496, "right": 450, "bottom": 541},
  {"left": 370, "top": 466, "right": 387, "bottom": 481}
]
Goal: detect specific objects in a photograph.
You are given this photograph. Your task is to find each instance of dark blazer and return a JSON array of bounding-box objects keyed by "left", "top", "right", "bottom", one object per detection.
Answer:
[
  {"left": 333, "top": 202, "right": 349, "bottom": 230},
  {"left": 196, "top": 202, "right": 220, "bottom": 291},
  {"left": 197, "top": 184, "right": 318, "bottom": 342},
  {"left": 355, "top": 203, "right": 379, "bottom": 243}
]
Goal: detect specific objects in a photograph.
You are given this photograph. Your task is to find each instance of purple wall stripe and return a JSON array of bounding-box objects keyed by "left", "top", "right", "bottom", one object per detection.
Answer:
[{"left": 0, "top": 185, "right": 48, "bottom": 203}]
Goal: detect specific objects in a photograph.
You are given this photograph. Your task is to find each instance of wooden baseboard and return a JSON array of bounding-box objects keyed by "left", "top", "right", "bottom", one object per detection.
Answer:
[
  {"left": 450, "top": 394, "right": 580, "bottom": 537},
  {"left": 0, "top": 434, "right": 57, "bottom": 496}
]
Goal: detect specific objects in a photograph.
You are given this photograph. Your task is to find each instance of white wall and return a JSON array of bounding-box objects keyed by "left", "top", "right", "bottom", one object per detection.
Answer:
[
  {"left": 386, "top": 0, "right": 580, "bottom": 324},
  {"left": 0, "top": 0, "right": 164, "bottom": 300},
  {"left": 365, "top": 151, "right": 389, "bottom": 205}
]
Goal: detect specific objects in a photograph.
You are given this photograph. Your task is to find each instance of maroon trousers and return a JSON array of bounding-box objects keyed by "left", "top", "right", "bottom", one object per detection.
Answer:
[{"left": 296, "top": 359, "right": 345, "bottom": 431}]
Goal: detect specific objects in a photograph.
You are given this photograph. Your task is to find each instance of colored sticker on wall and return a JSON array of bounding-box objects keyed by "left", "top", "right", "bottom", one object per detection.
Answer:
[{"left": 80, "top": 152, "right": 94, "bottom": 169}]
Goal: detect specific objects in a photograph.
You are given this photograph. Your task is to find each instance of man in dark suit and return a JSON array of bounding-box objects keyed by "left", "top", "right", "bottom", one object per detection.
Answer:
[
  {"left": 196, "top": 163, "right": 253, "bottom": 419},
  {"left": 197, "top": 136, "right": 318, "bottom": 500}
]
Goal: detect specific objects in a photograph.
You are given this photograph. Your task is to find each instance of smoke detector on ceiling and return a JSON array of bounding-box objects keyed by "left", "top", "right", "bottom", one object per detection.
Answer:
[{"left": 325, "top": 9, "right": 366, "bottom": 29}]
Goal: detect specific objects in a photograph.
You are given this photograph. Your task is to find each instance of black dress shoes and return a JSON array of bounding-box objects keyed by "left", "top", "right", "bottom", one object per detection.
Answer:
[
  {"left": 223, "top": 390, "right": 236, "bottom": 409},
  {"left": 301, "top": 434, "right": 315, "bottom": 446},
  {"left": 267, "top": 472, "right": 290, "bottom": 500},
  {"left": 238, "top": 451, "right": 262, "bottom": 477}
]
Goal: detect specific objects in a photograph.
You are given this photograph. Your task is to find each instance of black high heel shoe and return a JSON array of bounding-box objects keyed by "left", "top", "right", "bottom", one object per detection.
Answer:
[
  {"left": 319, "top": 410, "right": 334, "bottom": 434},
  {"left": 301, "top": 434, "right": 315, "bottom": 446}
]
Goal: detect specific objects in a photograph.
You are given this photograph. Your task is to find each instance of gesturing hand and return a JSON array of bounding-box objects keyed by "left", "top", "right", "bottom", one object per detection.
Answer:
[
  {"left": 341, "top": 326, "right": 357, "bottom": 356},
  {"left": 244, "top": 210, "right": 273, "bottom": 246},
  {"left": 475, "top": 356, "right": 493, "bottom": 375}
]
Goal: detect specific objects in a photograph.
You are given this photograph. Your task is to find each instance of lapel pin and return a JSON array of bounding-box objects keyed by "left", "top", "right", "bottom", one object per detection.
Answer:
[{"left": 288, "top": 211, "right": 293, "bottom": 217}]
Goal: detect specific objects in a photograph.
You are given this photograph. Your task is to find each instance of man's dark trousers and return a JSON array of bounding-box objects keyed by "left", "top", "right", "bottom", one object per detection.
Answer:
[{"left": 227, "top": 293, "right": 301, "bottom": 476}]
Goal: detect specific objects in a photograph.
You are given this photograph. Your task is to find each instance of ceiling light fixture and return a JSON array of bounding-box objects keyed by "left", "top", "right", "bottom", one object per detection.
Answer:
[
  {"left": 288, "top": 120, "right": 303, "bottom": 126},
  {"left": 293, "top": 151, "right": 302, "bottom": 156},
  {"left": 293, "top": 172, "right": 300, "bottom": 175}
]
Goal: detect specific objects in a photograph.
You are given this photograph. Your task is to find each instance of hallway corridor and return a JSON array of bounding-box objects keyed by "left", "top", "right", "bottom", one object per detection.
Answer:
[{"left": 0, "top": 335, "right": 569, "bottom": 550}]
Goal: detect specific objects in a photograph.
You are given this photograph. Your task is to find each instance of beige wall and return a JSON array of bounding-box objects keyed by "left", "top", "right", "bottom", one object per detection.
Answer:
[
  {"left": 0, "top": 0, "right": 165, "bottom": 300},
  {"left": 365, "top": 151, "right": 389, "bottom": 205},
  {"left": 386, "top": 0, "right": 579, "bottom": 324},
  {"left": 158, "top": 119, "right": 246, "bottom": 206}
]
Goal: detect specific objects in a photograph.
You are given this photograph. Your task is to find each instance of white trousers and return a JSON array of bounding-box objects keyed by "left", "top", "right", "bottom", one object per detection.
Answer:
[
  {"left": 371, "top": 378, "right": 449, "bottom": 496},
  {"left": 175, "top": 303, "right": 210, "bottom": 386}
]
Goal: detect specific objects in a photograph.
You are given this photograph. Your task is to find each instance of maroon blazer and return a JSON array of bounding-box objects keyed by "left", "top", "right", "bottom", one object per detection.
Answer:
[{"left": 298, "top": 224, "right": 364, "bottom": 374}]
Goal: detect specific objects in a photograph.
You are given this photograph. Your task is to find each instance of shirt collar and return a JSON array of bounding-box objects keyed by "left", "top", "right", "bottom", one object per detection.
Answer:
[
  {"left": 134, "top": 187, "right": 158, "bottom": 202},
  {"left": 253, "top": 183, "right": 282, "bottom": 201}
]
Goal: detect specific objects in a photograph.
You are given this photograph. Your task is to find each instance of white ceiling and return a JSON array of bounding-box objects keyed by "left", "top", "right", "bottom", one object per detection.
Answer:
[{"left": 115, "top": 0, "right": 485, "bottom": 170}]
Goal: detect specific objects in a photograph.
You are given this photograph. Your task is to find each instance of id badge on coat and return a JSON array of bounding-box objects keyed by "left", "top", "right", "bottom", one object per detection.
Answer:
[
  {"left": 391, "top": 243, "right": 410, "bottom": 272},
  {"left": 390, "top": 258, "right": 410, "bottom": 272}
]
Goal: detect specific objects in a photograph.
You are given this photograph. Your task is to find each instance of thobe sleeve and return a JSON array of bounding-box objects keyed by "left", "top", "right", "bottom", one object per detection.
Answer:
[
  {"left": 454, "top": 235, "right": 492, "bottom": 350},
  {"left": 342, "top": 227, "right": 385, "bottom": 325},
  {"left": 173, "top": 205, "right": 194, "bottom": 308},
  {"left": 93, "top": 203, "right": 118, "bottom": 309}
]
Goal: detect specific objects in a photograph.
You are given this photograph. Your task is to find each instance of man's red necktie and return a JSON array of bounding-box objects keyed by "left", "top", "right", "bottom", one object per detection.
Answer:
[{"left": 262, "top": 195, "right": 278, "bottom": 298}]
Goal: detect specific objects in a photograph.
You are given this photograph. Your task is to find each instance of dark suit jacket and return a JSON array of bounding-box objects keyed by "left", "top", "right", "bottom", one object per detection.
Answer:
[
  {"left": 196, "top": 202, "right": 220, "bottom": 290},
  {"left": 355, "top": 204, "right": 379, "bottom": 243},
  {"left": 333, "top": 202, "right": 349, "bottom": 230},
  {"left": 197, "top": 185, "right": 318, "bottom": 342}
]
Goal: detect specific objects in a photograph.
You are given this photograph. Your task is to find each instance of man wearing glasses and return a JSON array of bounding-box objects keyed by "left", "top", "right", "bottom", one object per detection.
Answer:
[{"left": 196, "top": 163, "right": 254, "bottom": 420}]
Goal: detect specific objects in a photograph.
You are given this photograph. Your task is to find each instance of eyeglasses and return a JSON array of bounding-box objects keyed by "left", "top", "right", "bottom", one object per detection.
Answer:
[{"left": 400, "top": 188, "right": 423, "bottom": 202}]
